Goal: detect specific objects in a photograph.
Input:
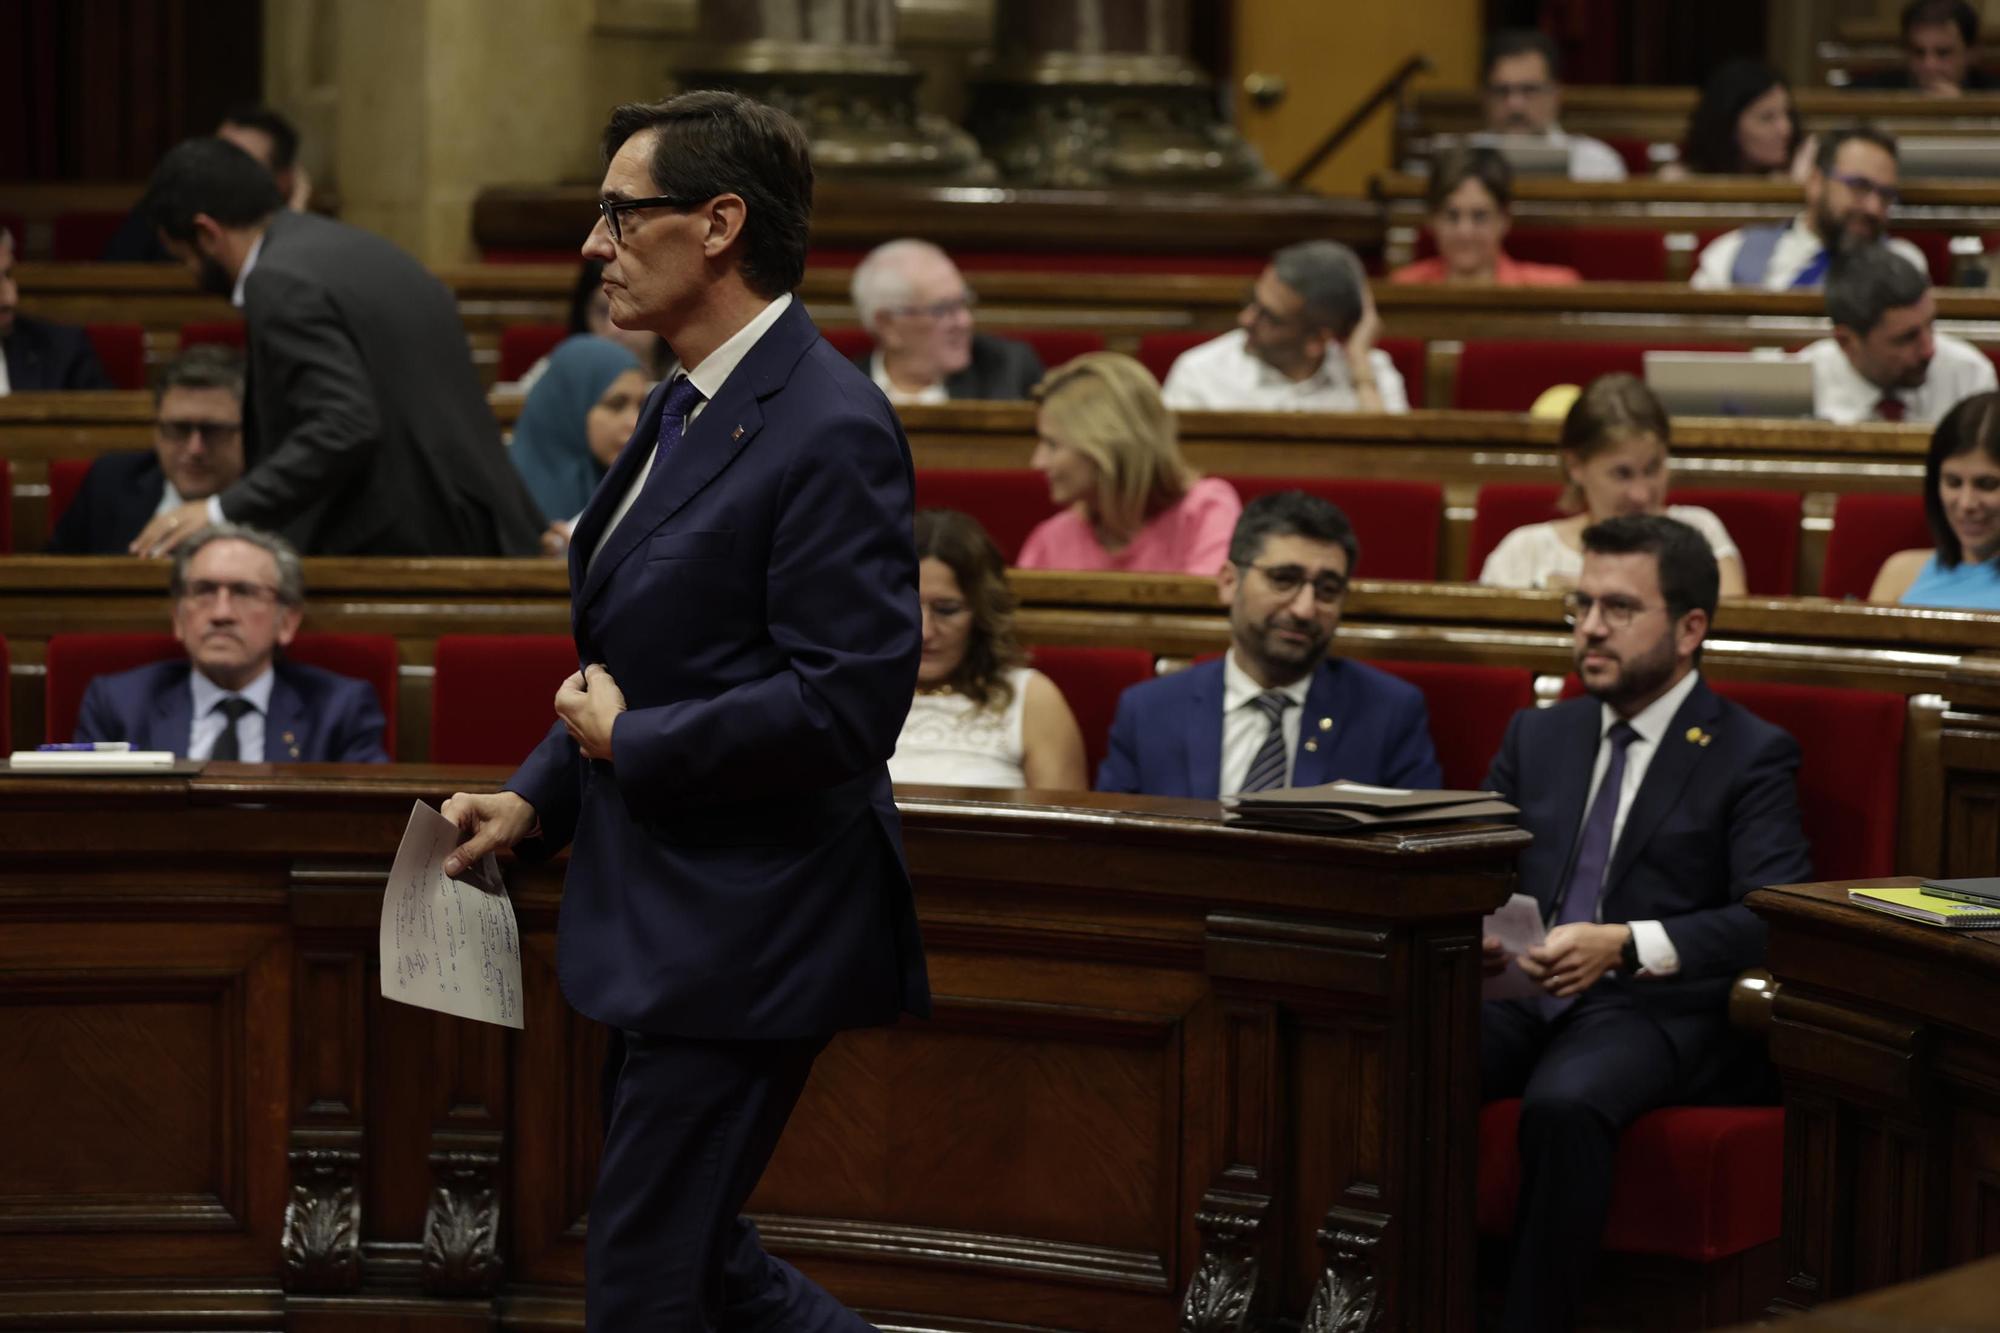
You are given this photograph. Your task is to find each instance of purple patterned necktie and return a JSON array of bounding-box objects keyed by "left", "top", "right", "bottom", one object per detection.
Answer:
[
  {"left": 639, "top": 376, "right": 708, "bottom": 499},
  {"left": 1542, "top": 720, "right": 1639, "bottom": 1018}
]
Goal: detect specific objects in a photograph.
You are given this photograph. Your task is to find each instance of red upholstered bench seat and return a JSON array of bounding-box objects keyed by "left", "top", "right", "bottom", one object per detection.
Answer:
[{"left": 1479, "top": 1100, "right": 1783, "bottom": 1262}]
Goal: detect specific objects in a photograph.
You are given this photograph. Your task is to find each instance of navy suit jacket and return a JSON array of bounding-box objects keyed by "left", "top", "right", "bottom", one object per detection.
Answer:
[
  {"left": 46, "top": 451, "right": 164, "bottom": 554},
  {"left": 1095, "top": 655, "right": 1442, "bottom": 798},
  {"left": 504, "top": 299, "right": 929, "bottom": 1041},
  {"left": 1483, "top": 677, "right": 1811, "bottom": 1065},
  {"left": 72, "top": 658, "right": 390, "bottom": 762},
  {"left": 848, "top": 332, "right": 1044, "bottom": 401},
  {"left": 4, "top": 314, "right": 112, "bottom": 391}
]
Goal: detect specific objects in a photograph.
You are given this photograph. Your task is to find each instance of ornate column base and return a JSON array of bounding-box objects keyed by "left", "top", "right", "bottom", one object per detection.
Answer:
[
  {"left": 1178, "top": 1188, "right": 1270, "bottom": 1332},
  {"left": 281, "top": 1139, "right": 363, "bottom": 1294},
  {"left": 423, "top": 1144, "right": 504, "bottom": 1296},
  {"left": 1301, "top": 1206, "right": 1388, "bottom": 1333}
]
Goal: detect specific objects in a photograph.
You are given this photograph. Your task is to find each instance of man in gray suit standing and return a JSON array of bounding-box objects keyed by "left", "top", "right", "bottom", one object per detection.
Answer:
[{"left": 130, "top": 136, "right": 546, "bottom": 557}]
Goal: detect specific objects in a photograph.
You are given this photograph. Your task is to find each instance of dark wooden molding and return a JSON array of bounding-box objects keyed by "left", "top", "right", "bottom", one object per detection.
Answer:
[
  {"left": 1177, "top": 1188, "right": 1269, "bottom": 1332},
  {"left": 421, "top": 1147, "right": 503, "bottom": 1297},
  {"left": 279, "top": 1143, "right": 362, "bottom": 1294},
  {"left": 1301, "top": 1206, "right": 1388, "bottom": 1333}
]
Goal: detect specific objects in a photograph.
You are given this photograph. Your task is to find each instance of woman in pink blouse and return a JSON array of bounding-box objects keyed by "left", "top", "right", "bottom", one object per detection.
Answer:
[
  {"left": 1387, "top": 147, "right": 1582, "bottom": 287},
  {"left": 1017, "top": 352, "right": 1242, "bottom": 574}
]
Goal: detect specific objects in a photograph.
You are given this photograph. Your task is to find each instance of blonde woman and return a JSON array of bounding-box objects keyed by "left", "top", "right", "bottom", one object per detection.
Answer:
[{"left": 1017, "top": 352, "right": 1242, "bottom": 574}]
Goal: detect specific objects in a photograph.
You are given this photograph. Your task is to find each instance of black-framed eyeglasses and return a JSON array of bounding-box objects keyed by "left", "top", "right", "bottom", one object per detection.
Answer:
[
  {"left": 1485, "top": 80, "right": 1553, "bottom": 99},
  {"left": 157, "top": 419, "right": 241, "bottom": 445},
  {"left": 1246, "top": 562, "right": 1348, "bottom": 604},
  {"left": 1830, "top": 173, "right": 1901, "bottom": 207},
  {"left": 177, "top": 578, "right": 283, "bottom": 608},
  {"left": 1562, "top": 591, "right": 1665, "bottom": 629},
  {"left": 598, "top": 194, "right": 706, "bottom": 245},
  {"left": 889, "top": 294, "right": 976, "bottom": 321}
]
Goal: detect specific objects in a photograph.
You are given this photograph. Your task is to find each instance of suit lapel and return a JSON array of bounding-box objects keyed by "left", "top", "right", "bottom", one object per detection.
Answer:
[
  {"left": 566, "top": 377, "right": 669, "bottom": 620},
  {"left": 1291, "top": 661, "right": 1345, "bottom": 788},
  {"left": 149, "top": 666, "right": 194, "bottom": 755},
  {"left": 267, "top": 668, "right": 308, "bottom": 762},
  {"left": 1604, "top": 680, "right": 1719, "bottom": 897},
  {"left": 1545, "top": 700, "right": 1603, "bottom": 901},
  {"left": 1186, "top": 660, "right": 1225, "bottom": 799}
]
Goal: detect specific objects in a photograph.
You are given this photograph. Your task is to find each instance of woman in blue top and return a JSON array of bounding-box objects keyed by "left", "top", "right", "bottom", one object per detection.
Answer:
[
  {"left": 508, "top": 334, "right": 647, "bottom": 550},
  {"left": 1871, "top": 392, "right": 2000, "bottom": 607}
]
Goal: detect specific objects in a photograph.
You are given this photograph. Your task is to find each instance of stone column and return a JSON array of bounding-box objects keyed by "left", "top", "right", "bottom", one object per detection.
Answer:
[
  {"left": 967, "top": 0, "right": 1271, "bottom": 188},
  {"left": 673, "top": 0, "right": 995, "bottom": 183}
]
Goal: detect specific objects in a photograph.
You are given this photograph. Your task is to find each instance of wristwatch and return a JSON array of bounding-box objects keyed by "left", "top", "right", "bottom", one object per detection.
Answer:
[{"left": 1620, "top": 928, "right": 1641, "bottom": 973}]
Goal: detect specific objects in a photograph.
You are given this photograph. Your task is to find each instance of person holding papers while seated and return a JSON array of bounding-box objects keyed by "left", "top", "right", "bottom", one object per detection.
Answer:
[
  {"left": 1096, "top": 490, "right": 1440, "bottom": 799},
  {"left": 889, "top": 509, "right": 1087, "bottom": 789},
  {"left": 1018, "top": 351, "right": 1242, "bottom": 574},
  {"left": 1800, "top": 245, "right": 1996, "bottom": 426},
  {"left": 1387, "top": 148, "right": 1581, "bottom": 287},
  {"left": 1869, "top": 392, "right": 2000, "bottom": 607},
  {"left": 72, "top": 523, "right": 388, "bottom": 762},
  {"left": 1480, "top": 373, "right": 1748, "bottom": 596},
  {"left": 1691, "top": 126, "right": 1928, "bottom": 292},
  {"left": 1479, "top": 514, "right": 1811, "bottom": 1333}
]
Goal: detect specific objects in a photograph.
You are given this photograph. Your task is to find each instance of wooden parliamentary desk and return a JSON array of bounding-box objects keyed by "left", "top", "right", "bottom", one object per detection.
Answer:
[{"left": 0, "top": 768, "right": 1524, "bottom": 1331}]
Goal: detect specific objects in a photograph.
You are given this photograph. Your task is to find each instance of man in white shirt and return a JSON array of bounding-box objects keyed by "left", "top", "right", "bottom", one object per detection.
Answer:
[
  {"left": 1800, "top": 244, "right": 1997, "bottom": 424},
  {"left": 846, "top": 238, "right": 1042, "bottom": 403},
  {"left": 1481, "top": 29, "right": 1628, "bottom": 182},
  {"left": 1161, "top": 240, "right": 1409, "bottom": 413},
  {"left": 1692, "top": 126, "right": 1929, "bottom": 291}
]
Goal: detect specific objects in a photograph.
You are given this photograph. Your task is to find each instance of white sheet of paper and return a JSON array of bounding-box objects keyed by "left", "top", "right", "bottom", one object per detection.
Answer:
[
  {"left": 1482, "top": 891, "right": 1548, "bottom": 1003},
  {"left": 378, "top": 799, "right": 524, "bottom": 1029}
]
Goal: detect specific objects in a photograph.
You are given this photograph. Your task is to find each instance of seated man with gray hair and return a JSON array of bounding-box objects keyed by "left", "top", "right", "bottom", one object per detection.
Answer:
[
  {"left": 72, "top": 523, "right": 389, "bottom": 762},
  {"left": 1161, "top": 240, "right": 1408, "bottom": 413},
  {"left": 847, "top": 238, "right": 1043, "bottom": 403},
  {"left": 1799, "top": 244, "right": 1996, "bottom": 424}
]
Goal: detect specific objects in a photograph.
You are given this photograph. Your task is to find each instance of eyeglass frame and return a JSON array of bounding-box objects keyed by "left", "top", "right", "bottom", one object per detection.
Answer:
[
  {"left": 886, "top": 293, "right": 977, "bottom": 321},
  {"left": 1561, "top": 590, "right": 1671, "bottom": 630},
  {"left": 1828, "top": 173, "right": 1901, "bottom": 207},
  {"left": 156, "top": 419, "right": 243, "bottom": 445},
  {"left": 1242, "top": 561, "right": 1350, "bottom": 605},
  {"left": 597, "top": 193, "right": 708, "bottom": 245},
  {"left": 175, "top": 578, "right": 289, "bottom": 609}
]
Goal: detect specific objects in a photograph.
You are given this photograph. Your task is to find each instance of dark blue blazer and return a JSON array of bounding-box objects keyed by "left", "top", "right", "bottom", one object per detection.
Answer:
[
  {"left": 72, "top": 657, "right": 390, "bottom": 762},
  {"left": 1483, "top": 677, "right": 1811, "bottom": 1065},
  {"left": 1095, "top": 655, "right": 1442, "bottom": 798},
  {"left": 3, "top": 313, "right": 112, "bottom": 391},
  {"left": 504, "top": 299, "right": 928, "bottom": 1041},
  {"left": 46, "top": 451, "right": 164, "bottom": 554}
]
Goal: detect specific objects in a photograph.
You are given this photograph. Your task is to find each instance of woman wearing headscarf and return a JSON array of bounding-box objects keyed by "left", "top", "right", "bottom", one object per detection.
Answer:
[{"left": 509, "top": 334, "right": 648, "bottom": 547}]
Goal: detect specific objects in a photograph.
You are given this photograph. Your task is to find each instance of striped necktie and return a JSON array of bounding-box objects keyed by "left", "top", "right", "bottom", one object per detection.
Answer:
[{"left": 1238, "top": 690, "right": 1296, "bottom": 794}]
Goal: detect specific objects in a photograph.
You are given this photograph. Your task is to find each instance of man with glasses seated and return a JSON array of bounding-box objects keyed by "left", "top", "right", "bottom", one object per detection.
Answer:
[
  {"left": 1161, "top": 240, "right": 1408, "bottom": 414},
  {"left": 1692, "top": 125, "right": 1929, "bottom": 291},
  {"left": 1096, "top": 490, "right": 1440, "bottom": 798},
  {"left": 71, "top": 523, "right": 389, "bottom": 762},
  {"left": 847, "top": 238, "right": 1043, "bottom": 403},
  {"left": 1478, "top": 514, "right": 1810, "bottom": 1333},
  {"left": 48, "top": 346, "right": 248, "bottom": 553},
  {"left": 1480, "top": 28, "right": 1627, "bottom": 183}
]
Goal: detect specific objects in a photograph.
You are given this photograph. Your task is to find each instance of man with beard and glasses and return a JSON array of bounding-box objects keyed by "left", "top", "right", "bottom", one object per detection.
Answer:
[
  {"left": 1479, "top": 28, "right": 1627, "bottom": 182},
  {"left": 125, "top": 136, "right": 545, "bottom": 558},
  {"left": 1478, "top": 514, "right": 1811, "bottom": 1333},
  {"left": 1692, "top": 125, "right": 1929, "bottom": 291},
  {"left": 0, "top": 226, "right": 112, "bottom": 393},
  {"left": 1095, "top": 489, "right": 1440, "bottom": 797},
  {"left": 1802, "top": 243, "right": 1995, "bottom": 424}
]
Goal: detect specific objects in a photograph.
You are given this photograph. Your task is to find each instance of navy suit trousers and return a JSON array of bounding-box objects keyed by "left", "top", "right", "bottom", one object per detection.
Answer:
[{"left": 590, "top": 1030, "right": 875, "bottom": 1332}]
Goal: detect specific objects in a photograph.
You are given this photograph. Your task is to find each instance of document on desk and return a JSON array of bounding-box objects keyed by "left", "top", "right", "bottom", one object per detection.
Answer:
[
  {"left": 378, "top": 800, "right": 524, "bottom": 1029},
  {"left": 1482, "top": 892, "right": 1547, "bottom": 1003}
]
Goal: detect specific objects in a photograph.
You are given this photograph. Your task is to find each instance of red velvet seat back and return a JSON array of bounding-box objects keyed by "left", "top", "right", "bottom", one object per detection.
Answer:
[
  {"left": 819, "top": 326, "right": 874, "bottom": 362},
  {"left": 431, "top": 635, "right": 578, "bottom": 765},
  {"left": 85, "top": 324, "right": 147, "bottom": 390},
  {"left": 1669, "top": 488, "right": 1802, "bottom": 595},
  {"left": 50, "top": 458, "right": 91, "bottom": 533},
  {"left": 1892, "top": 230, "right": 1953, "bottom": 286},
  {"left": 0, "top": 635, "right": 10, "bottom": 753},
  {"left": 1014, "top": 330, "right": 1105, "bottom": 372},
  {"left": 0, "top": 459, "right": 11, "bottom": 554},
  {"left": 497, "top": 324, "right": 568, "bottom": 383},
  {"left": 1136, "top": 331, "right": 1208, "bottom": 384},
  {"left": 1377, "top": 336, "right": 1427, "bottom": 407},
  {"left": 288, "top": 635, "right": 401, "bottom": 757},
  {"left": 52, "top": 212, "right": 125, "bottom": 262},
  {"left": 1370, "top": 660, "right": 1534, "bottom": 790},
  {"left": 1414, "top": 225, "right": 1667, "bottom": 281},
  {"left": 1453, "top": 340, "right": 1747, "bottom": 412},
  {"left": 1820, "top": 493, "right": 1929, "bottom": 600},
  {"left": 1467, "top": 484, "right": 1565, "bottom": 579},
  {"left": 1026, "top": 644, "right": 1156, "bottom": 785},
  {"left": 914, "top": 469, "right": 1059, "bottom": 565},
  {"left": 1220, "top": 475, "right": 1443, "bottom": 581},
  {"left": 178, "top": 321, "right": 247, "bottom": 351}
]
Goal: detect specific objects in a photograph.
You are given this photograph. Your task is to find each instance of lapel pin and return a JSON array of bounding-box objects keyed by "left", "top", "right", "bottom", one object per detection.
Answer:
[
  {"left": 1304, "top": 738, "right": 1319, "bottom": 753},
  {"left": 1685, "top": 725, "right": 1711, "bottom": 747},
  {"left": 1318, "top": 716, "right": 1333, "bottom": 732},
  {"left": 283, "top": 731, "right": 296, "bottom": 744},
  {"left": 289, "top": 746, "right": 301, "bottom": 759},
  {"left": 732, "top": 425, "right": 744, "bottom": 440}
]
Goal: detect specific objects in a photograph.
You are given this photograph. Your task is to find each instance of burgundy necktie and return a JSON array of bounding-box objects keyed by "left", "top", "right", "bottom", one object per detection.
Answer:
[{"left": 1875, "top": 395, "right": 1906, "bottom": 423}]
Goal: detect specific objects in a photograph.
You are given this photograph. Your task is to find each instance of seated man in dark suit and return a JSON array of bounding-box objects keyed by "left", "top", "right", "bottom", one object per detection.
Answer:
[
  {"left": 847, "top": 238, "right": 1042, "bottom": 402},
  {"left": 1097, "top": 489, "right": 1441, "bottom": 797},
  {"left": 1480, "top": 513, "right": 1812, "bottom": 1333},
  {"left": 0, "top": 226, "right": 111, "bottom": 393},
  {"left": 73, "top": 523, "right": 389, "bottom": 762},
  {"left": 48, "top": 345, "right": 247, "bottom": 553}
]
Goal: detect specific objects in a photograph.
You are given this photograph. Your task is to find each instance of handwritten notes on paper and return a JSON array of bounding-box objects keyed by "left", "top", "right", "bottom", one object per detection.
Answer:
[
  {"left": 1481, "top": 891, "right": 1548, "bottom": 1003},
  {"left": 378, "top": 800, "right": 524, "bottom": 1029}
]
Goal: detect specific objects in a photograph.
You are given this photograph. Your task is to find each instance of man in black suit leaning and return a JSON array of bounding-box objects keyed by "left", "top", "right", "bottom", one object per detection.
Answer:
[
  {"left": 847, "top": 238, "right": 1042, "bottom": 402},
  {"left": 49, "top": 345, "right": 247, "bottom": 554},
  {"left": 128, "top": 137, "right": 545, "bottom": 557},
  {"left": 1, "top": 226, "right": 111, "bottom": 393},
  {"left": 1481, "top": 514, "right": 1811, "bottom": 1333}
]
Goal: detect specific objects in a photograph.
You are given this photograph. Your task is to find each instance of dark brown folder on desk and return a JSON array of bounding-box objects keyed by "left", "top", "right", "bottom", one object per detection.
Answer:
[{"left": 1225, "top": 780, "right": 1518, "bottom": 832}]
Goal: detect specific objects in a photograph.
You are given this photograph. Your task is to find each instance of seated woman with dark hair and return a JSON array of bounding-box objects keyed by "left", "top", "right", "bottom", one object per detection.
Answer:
[
  {"left": 1664, "top": 59, "right": 1807, "bottom": 180},
  {"left": 890, "top": 509, "right": 1088, "bottom": 790},
  {"left": 1870, "top": 392, "right": 2000, "bottom": 606},
  {"left": 1387, "top": 147, "right": 1581, "bottom": 286}
]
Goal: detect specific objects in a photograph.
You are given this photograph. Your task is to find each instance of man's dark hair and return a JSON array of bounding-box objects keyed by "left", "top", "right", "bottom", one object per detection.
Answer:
[
  {"left": 220, "top": 104, "right": 301, "bottom": 171},
  {"left": 1826, "top": 244, "right": 1929, "bottom": 336},
  {"left": 155, "top": 344, "right": 245, "bottom": 406},
  {"left": 1815, "top": 123, "right": 1899, "bottom": 175},
  {"left": 1902, "top": 0, "right": 1978, "bottom": 45},
  {"left": 1580, "top": 514, "right": 1719, "bottom": 621},
  {"left": 1484, "top": 28, "right": 1561, "bottom": 83},
  {"left": 600, "top": 90, "right": 814, "bottom": 299},
  {"left": 1269, "top": 240, "right": 1366, "bottom": 340},
  {"left": 1228, "top": 489, "right": 1361, "bottom": 573},
  {"left": 146, "top": 137, "right": 284, "bottom": 242},
  {"left": 1923, "top": 392, "right": 2000, "bottom": 568},
  {"left": 1426, "top": 145, "right": 1514, "bottom": 212}
]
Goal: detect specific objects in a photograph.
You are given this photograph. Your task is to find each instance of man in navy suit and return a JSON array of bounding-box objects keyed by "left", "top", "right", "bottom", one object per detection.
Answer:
[
  {"left": 1, "top": 226, "right": 112, "bottom": 393},
  {"left": 48, "top": 345, "right": 247, "bottom": 554},
  {"left": 1480, "top": 514, "right": 1811, "bottom": 1333},
  {"left": 73, "top": 523, "right": 388, "bottom": 762},
  {"left": 1096, "top": 489, "right": 1441, "bottom": 798},
  {"left": 440, "top": 92, "right": 924, "bottom": 1331}
]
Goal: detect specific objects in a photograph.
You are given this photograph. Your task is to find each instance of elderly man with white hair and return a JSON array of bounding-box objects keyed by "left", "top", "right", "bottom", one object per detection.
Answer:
[{"left": 848, "top": 239, "right": 1043, "bottom": 403}]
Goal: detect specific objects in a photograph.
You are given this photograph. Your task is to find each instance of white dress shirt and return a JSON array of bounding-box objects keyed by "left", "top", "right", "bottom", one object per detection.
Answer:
[
  {"left": 188, "top": 664, "right": 276, "bottom": 762},
  {"left": 1575, "top": 667, "right": 1703, "bottom": 975},
  {"left": 1691, "top": 216, "right": 1930, "bottom": 292},
  {"left": 1545, "top": 127, "right": 1628, "bottom": 182},
  {"left": 1799, "top": 332, "right": 1998, "bottom": 425},
  {"left": 869, "top": 351, "right": 948, "bottom": 406},
  {"left": 1161, "top": 328, "right": 1409, "bottom": 414},
  {"left": 1218, "top": 649, "right": 1316, "bottom": 797},
  {"left": 1479, "top": 507, "right": 1741, "bottom": 590},
  {"left": 0, "top": 346, "right": 11, "bottom": 397},
  {"left": 589, "top": 293, "right": 792, "bottom": 572}
]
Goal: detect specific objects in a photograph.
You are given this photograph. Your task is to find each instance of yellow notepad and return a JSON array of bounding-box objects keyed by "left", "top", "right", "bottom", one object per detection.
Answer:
[{"left": 1848, "top": 887, "right": 2000, "bottom": 929}]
